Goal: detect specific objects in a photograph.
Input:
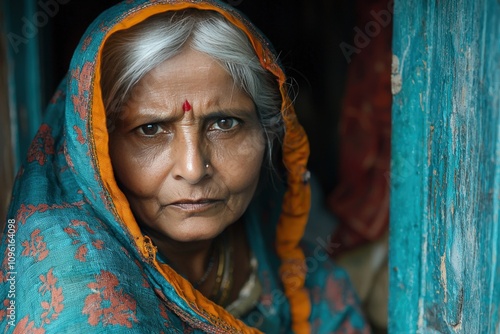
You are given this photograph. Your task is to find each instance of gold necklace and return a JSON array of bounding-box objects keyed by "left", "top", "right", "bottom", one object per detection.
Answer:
[
  {"left": 210, "top": 230, "right": 234, "bottom": 307},
  {"left": 211, "top": 236, "right": 225, "bottom": 297}
]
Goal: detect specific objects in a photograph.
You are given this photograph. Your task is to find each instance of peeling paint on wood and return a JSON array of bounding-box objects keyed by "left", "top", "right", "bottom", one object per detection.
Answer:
[
  {"left": 440, "top": 253, "right": 447, "bottom": 303},
  {"left": 389, "top": 0, "right": 500, "bottom": 332},
  {"left": 391, "top": 54, "right": 403, "bottom": 95}
]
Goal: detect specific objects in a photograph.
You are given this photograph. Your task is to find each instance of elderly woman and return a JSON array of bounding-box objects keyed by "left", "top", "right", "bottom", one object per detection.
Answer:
[{"left": 1, "top": 1, "right": 369, "bottom": 333}]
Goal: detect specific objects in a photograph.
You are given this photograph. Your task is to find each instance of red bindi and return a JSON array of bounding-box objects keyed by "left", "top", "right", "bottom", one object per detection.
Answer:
[{"left": 182, "top": 100, "right": 192, "bottom": 112}]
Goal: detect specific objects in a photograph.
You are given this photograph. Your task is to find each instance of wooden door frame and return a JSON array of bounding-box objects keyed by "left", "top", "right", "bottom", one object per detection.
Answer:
[{"left": 389, "top": 0, "right": 500, "bottom": 332}]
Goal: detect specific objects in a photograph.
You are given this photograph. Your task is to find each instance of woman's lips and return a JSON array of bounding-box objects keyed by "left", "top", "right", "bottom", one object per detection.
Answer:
[{"left": 168, "top": 199, "right": 222, "bottom": 212}]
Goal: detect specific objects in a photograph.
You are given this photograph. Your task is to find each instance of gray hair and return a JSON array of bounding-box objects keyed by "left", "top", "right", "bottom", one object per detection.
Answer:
[{"left": 101, "top": 9, "right": 284, "bottom": 172}]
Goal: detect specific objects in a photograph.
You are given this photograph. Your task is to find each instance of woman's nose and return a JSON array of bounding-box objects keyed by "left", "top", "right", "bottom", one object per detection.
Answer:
[{"left": 171, "top": 133, "right": 210, "bottom": 184}]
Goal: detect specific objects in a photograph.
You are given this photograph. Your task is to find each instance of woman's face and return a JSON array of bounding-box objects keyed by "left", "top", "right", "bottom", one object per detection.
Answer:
[{"left": 109, "top": 48, "right": 266, "bottom": 243}]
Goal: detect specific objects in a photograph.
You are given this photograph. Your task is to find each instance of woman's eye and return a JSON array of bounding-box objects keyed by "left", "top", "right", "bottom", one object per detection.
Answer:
[
  {"left": 137, "top": 124, "right": 162, "bottom": 136},
  {"left": 211, "top": 118, "right": 240, "bottom": 131}
]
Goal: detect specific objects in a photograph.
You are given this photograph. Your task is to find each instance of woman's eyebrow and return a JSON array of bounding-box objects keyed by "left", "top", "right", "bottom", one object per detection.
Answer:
[
  {"left": 128, "top": 109, "right": 178, "bottom": 124},
  {"left": 200, "top": 108, "right": 255, "bottom": 121}
]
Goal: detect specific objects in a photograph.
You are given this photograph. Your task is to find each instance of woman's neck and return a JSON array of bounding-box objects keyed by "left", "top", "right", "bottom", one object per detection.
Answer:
[
  {"left": 146, "top": 228, "right": 216, "bottom": 284},
  {"left": 143, "top": 222, "right": 251, "bottom": 306}
]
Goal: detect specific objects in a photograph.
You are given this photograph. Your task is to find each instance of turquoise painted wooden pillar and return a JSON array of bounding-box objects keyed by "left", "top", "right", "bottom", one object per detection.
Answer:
[{"left": 389, "top": 0, "right": 500, "bottom": 332}]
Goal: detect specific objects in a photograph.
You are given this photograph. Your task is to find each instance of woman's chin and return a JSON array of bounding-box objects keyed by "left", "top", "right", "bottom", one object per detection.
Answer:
[
  {"left": 160, "top": 219, "right": 230, "bottom": 244},
  {"left": 167, "top": 231, "right": 220, "bottom": 243}
]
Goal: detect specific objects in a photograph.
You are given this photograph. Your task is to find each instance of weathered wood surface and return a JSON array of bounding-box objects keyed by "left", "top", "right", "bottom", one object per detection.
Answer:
[{"left": 390, "top": 0, "right": 500, "bottom": 333}]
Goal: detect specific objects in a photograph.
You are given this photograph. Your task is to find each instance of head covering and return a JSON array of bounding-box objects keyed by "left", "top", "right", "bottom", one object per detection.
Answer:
[{"left": 1, "top": 1, "right": 368, "bottom": 333}]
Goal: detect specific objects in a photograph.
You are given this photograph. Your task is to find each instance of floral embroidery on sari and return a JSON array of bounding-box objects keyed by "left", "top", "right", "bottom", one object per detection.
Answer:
[
  {"left": 27, "top": 124, "right": 55, "bottom": 166},
  {"left": 39, "top": 268, "right": 64, "bottom": 325},
  {"left": 82, "top": 270, "right": 138, "bottom": 328},
  {"left": 16, "top": 201, "right": 86, "bottom": 225},
  {"left": 21, "top": 229, "right": 49, "bottom": 262},
  {"left": 63, "top": 220, "right": 104, "bottom": 262},
  {"left": 71, "top": 61, "right": 94, "bottom": 120},
  {"left": 73, "top": 126, "right": 86, "bottom": 145},
  {"left": 12, "top": 316, "right": 45, "bottom": 334}
]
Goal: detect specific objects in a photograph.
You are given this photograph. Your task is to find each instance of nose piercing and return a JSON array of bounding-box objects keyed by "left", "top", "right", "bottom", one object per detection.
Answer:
[{"left": 205, "top": 164, "right": 210, "bottom": 169}]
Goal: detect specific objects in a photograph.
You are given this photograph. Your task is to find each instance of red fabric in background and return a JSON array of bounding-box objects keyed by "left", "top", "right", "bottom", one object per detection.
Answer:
[{"left": 329, "top": 0, "right": 393, "bottom": 253}]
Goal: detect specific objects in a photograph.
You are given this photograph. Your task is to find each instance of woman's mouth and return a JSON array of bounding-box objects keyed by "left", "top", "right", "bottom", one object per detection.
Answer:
[{"left": 168, "top": 199, "right": 223, "bottom": 212}]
